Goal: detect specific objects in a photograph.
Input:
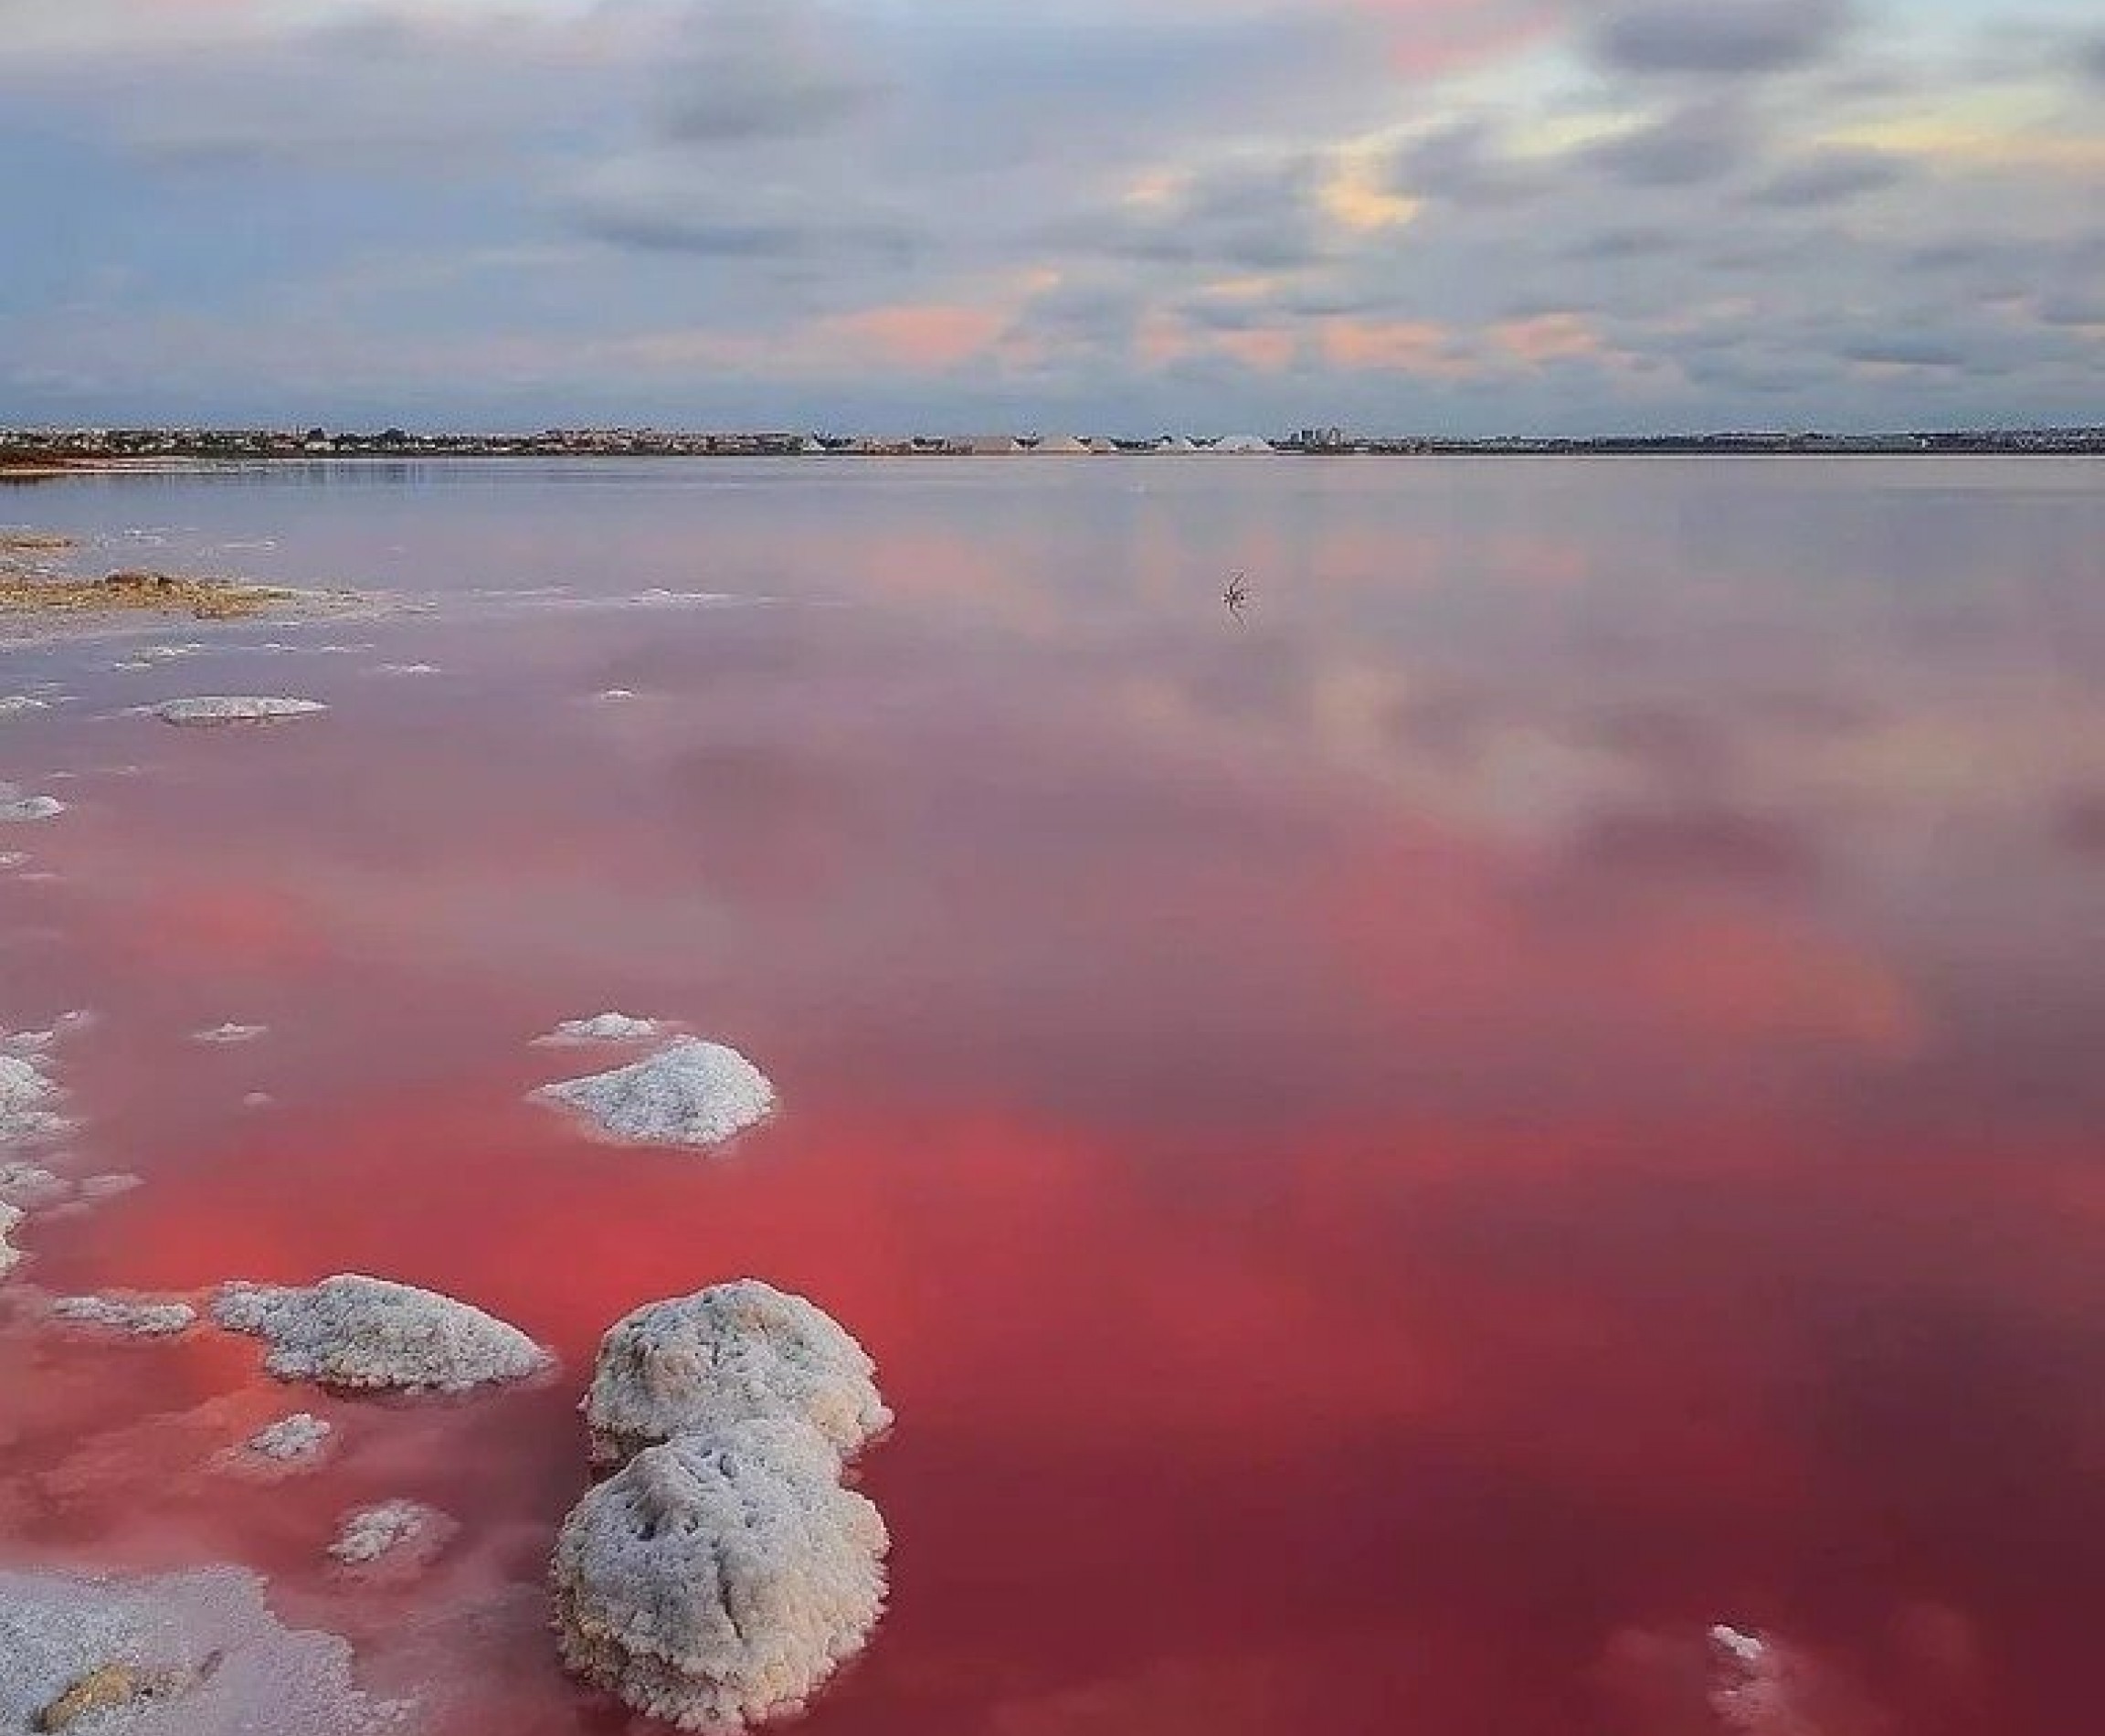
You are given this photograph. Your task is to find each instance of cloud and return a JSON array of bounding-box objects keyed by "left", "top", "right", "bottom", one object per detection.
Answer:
[
  {"left": 1840, "top": 336, "right": 1967, "bottom": 369},
  {"left": 1747, "top": 146, "right": 1903, "bottom": 206},
  {"left": 1589, "top": 0, "right": 1856, "bottom": 77},
  {"left": 1581, "top": 103, "right": 1761, "bottom": 185},
  {"left": 654, "top": 0, "right": 886, "bottom": 143}
]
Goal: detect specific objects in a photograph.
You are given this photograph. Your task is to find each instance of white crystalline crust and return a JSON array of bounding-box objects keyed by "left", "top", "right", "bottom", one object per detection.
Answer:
[
  {"left": 0, "top": 1565, "right": 404, "bottom": 1736},
  {"left": 0, "top": 1201, "right": 21, "bottom": 1279},
  {"left": 534, "top": 1012, "right": 663, "bottom": 1046},
  {"left": 550, "top": 1420, "right": 889, "bottom": 1734},
  {"left": 151, "top": 696, "right": 328, "bottom": 725},
  {"left": 52, "top": 1296, "right": 197, "bottom": 1338},
  {"left": 246, "top": 1414, "right": 333, "bottom": 1462},
  {"left": 585, "top": 1280, "right": 891, "bottom": 1469},
  {"left": 328, "top": 1501, "right": 453, "bottom": 1569},
  {"left": 193, "top": 1022, "right": 267, "bottom": 1045},
  {"left": 532, "top": 1038, "right": 777, "bottom": 1150},
  {"left": 0, "top": 796, "right": 63, "bottom": 823},
  {"left": 212, "top": 1275, "right": 550, "bottom": 1392}
]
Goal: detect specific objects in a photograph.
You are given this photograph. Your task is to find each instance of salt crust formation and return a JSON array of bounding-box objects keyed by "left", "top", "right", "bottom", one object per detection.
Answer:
[
  {"left": 0, "top": 1565, "right": 402, "bottom": 1735},
  {"left": 52, "top": 1295, "right": 197, "bottom": 1338},
  {"left": 0, "top": 1202, "right": 21, "bottom": 1280},
  {"left": 534, "top": 1012, "right": 662, "bottom": 1046},
  {"left": 0, "top": 792, "right": 63, "bottom": 822},
  {"left": 328, "top": 1501, "right": 454, "bottom": 1571},
  {"left": 150, "top": 696, "right": 328, "bottom": 725},
  {"left": 193, "top": 1022, "right": 267, "bottom": 1044},
  {"left": 585, "top": 1281, "right": 891, "bottom": 1469},
  {"left": 245, "top": 1414, "right": 333, "bottom": 1463},
  {"left": 532, "top": 1038, "right": 777, "bottom": 1149},
  {"left": 550, "top": 1419, "right": 888, "bottom": 1734},
  {"left": 212, "top": 1275, "right": 550, "bottom": 1392},
  {"left": 0, "top": 1050, "right": 66, "bottom": 1159}
]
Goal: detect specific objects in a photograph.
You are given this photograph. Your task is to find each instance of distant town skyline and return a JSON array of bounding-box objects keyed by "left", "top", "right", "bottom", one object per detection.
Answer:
[{"left": 5, "top": 0, "right": 2101, "bottom": 433}]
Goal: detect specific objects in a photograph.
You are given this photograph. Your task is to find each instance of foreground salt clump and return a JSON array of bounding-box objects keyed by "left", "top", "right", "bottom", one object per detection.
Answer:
[
  {"left": 0, "top": 791, "right": 64, "bottom": 823},
  {"left": 532, "top": 1037, "right": 777, "bottom": 1150},
  {"left": 552, "top": 1419, "right": 888, "bottom": 1734},
  {"left": 534, "top": 1012, "right": 663, "bottom": 1046},
  {"left": 586, "top": 1280, "right": 891, "bottom": 1469},
  {"left": 52, "top": 1294, "right": 197, "bottom": 1338},
  {"left": 0, "top": 1051, "right": 66, "bottom": 1153},
  {"left": 212, "top": 1274, "right": 551, "bottom": 1392},
  {"left": 150, "top": 695, "right": 328, "bottom": 726},
  {"left": 0, "top": 1202, "right": 21, "bottom": 1279},
  {"left": 0, "top": 1565, "right": 402, "bottom": 1735},
  {"left": 193, "top": 1021, "right": 267, "bottom": 1044}
]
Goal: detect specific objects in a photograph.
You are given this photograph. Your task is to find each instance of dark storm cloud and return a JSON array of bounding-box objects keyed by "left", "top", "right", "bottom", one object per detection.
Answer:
[
  {"left": 1581, "top": 103, "right": 1760, "bottom": 185},
  {"left": 1747, "top": 147, "right": 1904, "bottom": 206},
  {"left": 1590, "top": 0, "right": 1856, "bottom": 77}
]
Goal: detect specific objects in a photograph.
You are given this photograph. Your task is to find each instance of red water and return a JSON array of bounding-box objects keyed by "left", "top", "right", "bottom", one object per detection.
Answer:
[{"left": 4, "top": 460, "right": 2105, "bottom": 1734}]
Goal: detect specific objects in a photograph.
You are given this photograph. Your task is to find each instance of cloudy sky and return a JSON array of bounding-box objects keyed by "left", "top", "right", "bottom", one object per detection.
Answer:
[{"left": 3, "top": 0, "right": 2100, "bottom": 434}]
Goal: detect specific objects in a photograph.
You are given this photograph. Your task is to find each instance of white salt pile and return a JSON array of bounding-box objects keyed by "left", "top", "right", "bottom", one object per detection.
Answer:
[
  {"left": 551, "top": 1419, "right": 889, "bottom": 1734},
  {"left": 0, "top": 1565, "right": 401, "bottom": 1736},
  {"left": 212, "top": 1274, "right": 552, "bottom": 1393},
  {"left": 0, "top": 1051, "right": 66, "bottom": 1152},
  {"left": 150, "top": 696, "right": 328, "bottom": 726},
  {"left": 531, "top": 1037, "right": 777, "bottom": 1150},
  {"left": 328, "top": 1501, "right": 456, "bottom": 1572},
  {"left": 193, "top": 1022, "right": 268, "bottom": 1045},
  {"left": 0, "top": 793, "right": 64, "bottom": 823},
  {"left": 585, "top": 1280, "right": 891, "bottom": 1469},
  {"left": 0, "top": 1201, "right": 22, "bottom": 1280},
  {"left": 52, "top": 1295, "right": 197, "bottom": 1338},
  {"left": 246, "top": 1413, "right": 333, "bottom": 1464},
  {"left": 534, "top": 1012, "right": 662, "bottom": 1047}
]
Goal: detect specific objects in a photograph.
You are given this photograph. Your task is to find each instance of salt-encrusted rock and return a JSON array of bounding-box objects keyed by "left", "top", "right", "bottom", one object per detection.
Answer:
[
  {"left": 0, "top": 795, "right": 63, "bottom": 823},
  {"left": 0, "top": 1202, "right": 22, "bottom": 1280},
  {"left": 551, "top": 1420, "right": 889, "bottom": 1733},
  {"left": 328, "top": 1500, "right": 455, "bottom": 1572},
  {"left": 0, "top": 1163, "right": 63, "bottom": 1208},
  {"left": 532, "top": 1038, "right": 777, "bottom": 1150},
  {"left": 534, "top": 1012, "right": 663, "bottom": 1047},
  {"left": 246, "top": 1413, "right": 333, "bottom": 1463},
  {"left": 585, "top": 1280, "right": 891, "bottom": 1469},
  {"left": 151, "top": 696, "right": 328, "bottom": 726},
  {"left": 0, "top": 1053, "right": 64, "bottom": 1147},
  {"left": 212, "top": 1274, "right": 551, "bottom": 1393},
  {"left": 52, "top": 1295, "right": 197, "bottom": 1338},
  {"left": 193, "top": 1021, "right": 268, "bottom": 1044},
  {"left": 369, "top": 664, "right": 440, "bottom": 677},
  {"left": 0, "top": 1565, "right": 400, "bottom": 1735}
]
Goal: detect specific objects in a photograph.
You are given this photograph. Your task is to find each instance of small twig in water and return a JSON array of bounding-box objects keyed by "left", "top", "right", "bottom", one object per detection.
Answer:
[{"left": 1223, "top": 570, "right": 1251, "bottom": 619}]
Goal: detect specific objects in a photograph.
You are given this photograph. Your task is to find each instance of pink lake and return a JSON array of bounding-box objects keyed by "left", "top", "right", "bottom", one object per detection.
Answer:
[{"left": 4, "top": 457, "right": 2105, "bottom": 1735}]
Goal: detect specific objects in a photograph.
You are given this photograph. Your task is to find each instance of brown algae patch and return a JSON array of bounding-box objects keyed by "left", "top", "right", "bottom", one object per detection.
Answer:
[{"left": 0, "top": 569, "right": 296, "bottom": 624}]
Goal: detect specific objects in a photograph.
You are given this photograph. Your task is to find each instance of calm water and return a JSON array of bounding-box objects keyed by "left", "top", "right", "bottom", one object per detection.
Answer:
[{"left": 4, "top": 458, "right": 2103, "bottom": 1735}]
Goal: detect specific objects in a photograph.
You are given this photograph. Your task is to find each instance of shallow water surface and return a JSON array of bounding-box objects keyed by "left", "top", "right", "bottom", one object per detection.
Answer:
[{"left": 4, "top": 458, "right": 2105, "bottom": 1734}]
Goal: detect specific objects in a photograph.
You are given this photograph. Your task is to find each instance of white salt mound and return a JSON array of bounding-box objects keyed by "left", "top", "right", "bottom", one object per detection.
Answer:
[
  {"left": 0, "top": 1565, "right": 401, "bottom": 1736},
  {"left": 0, "top": 795, "right": 63, "bottom": 823},
  {"left": 212, "top": 1274, "right": 551, "bottom": 1393},
  {"left": 534, "top": 1012, "right": 663, "bottom": 1047},
  {"left": 52, "top": 1295, "right": 197, "bottom": 1338},
  {"left": 328, "top": 1501, "right": 454, "bottom": 1571},
  {"left": 585, "top": 1279, "right": 891, "bottom": 1469},
  {"left": 151, "top": 696, "right": 328, "bottom": 726},
  {"left": 247, "top": 1413, "right": 333, "bottom": 1463},
  {"left": 550, "top": 1420, "right": 889, "bottom": 1734},
  {"left": 193, "top": 1022, "right": 267, "bottom": 1045},
  {"left": 0, "top": 1202, "right": 22, "bottom": 1280},
  {"left": 532, "top": 1038, "right": 777, "bottom": 1150}
]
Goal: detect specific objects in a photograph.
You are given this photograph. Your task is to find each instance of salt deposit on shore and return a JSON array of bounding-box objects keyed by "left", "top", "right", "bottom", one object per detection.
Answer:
[
  {"left": 150, "top": 695, "right": 328, "bottom": 726},
  {"left": 51, "top": 1295, "right": 197, "bottom": 1338},
  {"left": 531, "top": 1037, "right": 777, "bottom": 1150},
  {"left": 551, "top": 1419, "right": 889, "bottom": 1734},
  {"left": 585, "top": 1281, "right": 891, "bottom": 1469},
  {"left": 0, "top": 1050, "right": 66, "bottom": 1152},
  {"left": 0, "top": 1202, "right": 22, "bottom": 1279},
  {"left": 0, "top": 695, "right": 49, "bottom": 715},
  {"left": 0, "top": 1565, "right": 402, "bottom": 1736},
  {"left": 212, "top": 1275, "right": 551, "bottom": 1393},
  {"left": 534, "top": 1011, "right": 662, "bottom": 1046}
]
